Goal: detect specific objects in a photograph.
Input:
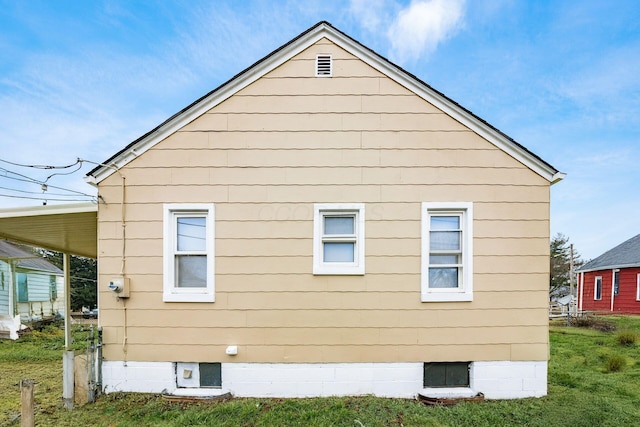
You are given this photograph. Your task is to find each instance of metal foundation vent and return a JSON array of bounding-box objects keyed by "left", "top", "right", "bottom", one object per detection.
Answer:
[{"left": 316, "top": 55, "right": 332, "bottom": 77}]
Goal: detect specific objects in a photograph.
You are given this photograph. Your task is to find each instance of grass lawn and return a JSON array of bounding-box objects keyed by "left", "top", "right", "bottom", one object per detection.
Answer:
[{"left": 2, "top": 317, "right": 640, "bottom": 426}]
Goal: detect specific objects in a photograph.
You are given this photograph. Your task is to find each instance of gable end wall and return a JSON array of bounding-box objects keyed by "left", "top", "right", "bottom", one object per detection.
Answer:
[{"left": 97, "top": 38, "right": 551, "bottom": 365}]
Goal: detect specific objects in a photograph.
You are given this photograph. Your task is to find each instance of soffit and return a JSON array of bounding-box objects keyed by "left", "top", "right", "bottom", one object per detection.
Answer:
[{"left": 0, "top": 203, "right": 97, "bottom": 258}]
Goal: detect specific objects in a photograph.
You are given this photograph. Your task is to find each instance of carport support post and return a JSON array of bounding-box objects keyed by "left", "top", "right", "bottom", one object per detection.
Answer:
[{"left": 62, "top": 252, "right": 74, "bottom": 409}]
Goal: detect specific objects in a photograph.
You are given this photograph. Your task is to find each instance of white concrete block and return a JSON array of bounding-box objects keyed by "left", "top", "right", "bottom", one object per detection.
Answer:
[{"left": 101, "top": 360, "right": 547, "bottom": 399}]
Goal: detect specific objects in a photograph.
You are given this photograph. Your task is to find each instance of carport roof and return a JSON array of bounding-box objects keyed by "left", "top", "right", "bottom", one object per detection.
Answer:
[{"left": 0, "top": 203, "right": 97, "bottom": 258}]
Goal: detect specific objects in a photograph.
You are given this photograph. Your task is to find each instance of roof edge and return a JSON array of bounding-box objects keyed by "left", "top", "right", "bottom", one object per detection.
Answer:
[
  {"left": 577, "top": 263, "right": 640, "bottom": 273},
  {"left": 0, "top": 202, "right": 98, "bottom": 218}
]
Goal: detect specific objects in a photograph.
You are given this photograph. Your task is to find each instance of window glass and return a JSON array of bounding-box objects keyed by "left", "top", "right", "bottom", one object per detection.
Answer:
[
  {"left": 17, "top": 273, "right": 28, "bottom": 302},
  {"left": 175, "top": 255, "right": 207, "bottom": 288},
  {"left": 429, "top": 268, "right": 459, "bottom": 288},
  {"left": 324, "top": 216, "right": 354, "bottom": 235},
  {"left": 595, "top": 277, "right": 602, "bottom": 300},
  {"left": 429, "top": 255, "right": 460, "bottom": 264},
  {"left": 430, "top": 216, "right": 459, "bottom": 230},
  {"left": 199, "top": 363, "right": 222, "bottom": 388},
  {"left": 424, "top": 362, "right": 470, "bottom": 388},
  {"left": 324, "top": 242, "right": 355, "bottom": 262},
  {"left": 50, "top": 276, "right": 57, "bottom": 301},
  {"left": 177, "top": 217, "right": 206, "bottom": 251}
]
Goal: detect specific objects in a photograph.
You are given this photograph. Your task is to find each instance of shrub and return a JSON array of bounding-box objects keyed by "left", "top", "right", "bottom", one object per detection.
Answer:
[
  {"left": 605, "top": 354, "right": 626, "bottom": 372},
  {"left": 571, "top": 316, "right": 616, "bottom": 332},
  {"left": 616, "top": 330, "right": 638, "bottom": 346}
]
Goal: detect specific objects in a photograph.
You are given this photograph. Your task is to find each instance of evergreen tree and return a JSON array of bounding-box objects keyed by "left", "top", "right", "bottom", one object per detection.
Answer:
[{"left": 550, "top": 233, "right": 583, "bottom": 299}]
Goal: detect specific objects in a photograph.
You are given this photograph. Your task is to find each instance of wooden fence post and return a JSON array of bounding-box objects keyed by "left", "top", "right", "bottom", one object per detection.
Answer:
[{"left": 20, "top": 379, "right": 34, "bottom": 427}]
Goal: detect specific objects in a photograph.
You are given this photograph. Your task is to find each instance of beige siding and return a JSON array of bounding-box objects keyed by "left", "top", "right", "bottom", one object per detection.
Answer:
[{"left": 98, "top": 38, "right": 551, "bottom": 363}]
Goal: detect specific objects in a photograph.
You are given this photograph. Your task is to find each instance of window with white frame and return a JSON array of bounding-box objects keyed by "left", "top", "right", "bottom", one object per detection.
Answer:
[
  {"left": 313, "top": 204, "right": 365, "bottom": 275},
  {"left": 421, "top": 202, "right": 473, "bottom": 302},
  {"left": 594, "top": 276, "right": 602, "bottom": 300},
  {"left": 636, "top": 274, "right": 640, "bottom": 301},
  {"left": 613, "top": 270, "right": 620, "bottom": 296},
  {"left": 163, "top": 204, "right": 215, "bottom": 302}
]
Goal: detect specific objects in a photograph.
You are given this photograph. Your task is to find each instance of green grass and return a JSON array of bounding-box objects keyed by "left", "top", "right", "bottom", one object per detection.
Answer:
[{"left": 3, "top": 317, "right": 640, "bottom": 426}]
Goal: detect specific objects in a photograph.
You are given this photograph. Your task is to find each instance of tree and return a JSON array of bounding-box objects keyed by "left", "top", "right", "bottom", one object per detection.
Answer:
[
  {"left": 550, "top": 233, "right": 583, "bottom": 299},
  {"left": 35, "top": 249, "right": 97, "bottom": 311}
]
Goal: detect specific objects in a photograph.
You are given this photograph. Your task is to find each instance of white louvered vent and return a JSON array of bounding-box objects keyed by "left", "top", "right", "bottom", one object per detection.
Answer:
[{"left": 316, "top": 55, "right": 332, "bottom": 77}]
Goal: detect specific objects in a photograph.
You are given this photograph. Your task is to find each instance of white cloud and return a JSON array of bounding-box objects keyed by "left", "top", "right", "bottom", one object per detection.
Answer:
[
  {"left": 387, "top": 0, "right": 465, "bottom": 64},
  {"left": 349, "top": 0, "right": 389, "bottom": 32}
]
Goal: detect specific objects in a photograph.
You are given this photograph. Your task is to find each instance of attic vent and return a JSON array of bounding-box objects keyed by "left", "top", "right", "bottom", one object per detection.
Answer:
[{"left": 316, "top": 55, "right": 332, "bottom": 77}]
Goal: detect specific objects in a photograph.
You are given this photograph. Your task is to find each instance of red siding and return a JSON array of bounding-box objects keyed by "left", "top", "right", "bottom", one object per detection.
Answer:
[{"left": 580, "top": 268, "right": 640, "bottom": 314}]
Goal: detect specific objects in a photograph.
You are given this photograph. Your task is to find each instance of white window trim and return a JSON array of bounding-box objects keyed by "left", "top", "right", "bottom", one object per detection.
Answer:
[
  {"left": 421, "top": 202, "right": 473, "bottom": 302},
  {"left": 163, "top": 203, "right": 215, "bottom": 302},
  {"left": 313, "top": 203, "right": 365, "bottom": 275},
  {"left": 594, "top": 276, "right": 602, "bottom": 301},
  {"left": 636, "top": 274, "right": 640, "bottom": 301}
]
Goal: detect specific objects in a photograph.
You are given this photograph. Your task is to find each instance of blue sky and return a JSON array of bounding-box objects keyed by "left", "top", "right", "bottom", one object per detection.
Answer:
[{"left": 0, "top": 0, "right": 638, "bottom": 260}]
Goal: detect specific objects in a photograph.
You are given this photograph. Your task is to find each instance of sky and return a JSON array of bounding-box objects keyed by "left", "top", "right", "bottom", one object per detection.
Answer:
[{"left": 0, "top": 0, "right": 638, "bottom": 260}]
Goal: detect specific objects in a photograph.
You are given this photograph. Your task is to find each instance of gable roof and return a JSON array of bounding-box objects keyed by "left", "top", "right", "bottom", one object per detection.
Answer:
[
  {"left": 0, "top": 240, "right": 63, "bottom": 275},
  {"left": 86, "top": 21, "right": 564, "bottom": 185},
  {"left": 577, "top": 233, "right": 640, "bottom": 272}
]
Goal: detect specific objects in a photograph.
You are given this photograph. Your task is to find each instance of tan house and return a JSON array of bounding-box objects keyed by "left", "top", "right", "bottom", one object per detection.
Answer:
[{"left": 86, "top": 22, "right": 563, "bottom": 399}]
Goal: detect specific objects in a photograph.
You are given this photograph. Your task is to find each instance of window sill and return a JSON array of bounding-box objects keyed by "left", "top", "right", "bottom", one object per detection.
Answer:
[
  {"left": 421, "top": 292, "right": 472, "bottom": 302},
  {"left": 163, "top": 292, "right": 215, "bottom": 303},
  {"left": 313, "top": 265, "right": 365, "bottom": 275}
]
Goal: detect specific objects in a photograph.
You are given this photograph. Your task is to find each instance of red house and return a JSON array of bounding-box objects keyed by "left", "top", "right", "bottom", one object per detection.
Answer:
[{"left": 577, "top": 234, "right": 640, "bottom": 314}]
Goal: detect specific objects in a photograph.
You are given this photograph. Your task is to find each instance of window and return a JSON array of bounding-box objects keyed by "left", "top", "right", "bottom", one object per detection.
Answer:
[
  {"left": 50, "top": 276, "right": 57, "bottom": 301},
  {"left": 199, "top": 363, "right": 222, "bottom": 388},
  {"left": 421, "top": 202, "right": 473, "bottom": 302},
  {"left": 315, "top": 54, "right": 332, "bottom": 77},
  {"left": 613, "top": 270, "right": 620, "bottom": 296},
  {"left": 594, "top": 276, "right": 602, "bottom": 300},
  {"left": 424, "top": 362, "right": 470, "bottom": 388},
  {"left": 313, "top": 204, "right": 365, "bottom": 275},
  {"left": 636, "top": 274, "right": 640, "bottom": 301},
  {"left": 17, "top": 273, "right": 28, "bottom": 302},
  {"left": 163, "top": 204, "right": 215, "bottom": 302},
  {"left": 176, "top": 362, "right": 221, "bottom": 388}
]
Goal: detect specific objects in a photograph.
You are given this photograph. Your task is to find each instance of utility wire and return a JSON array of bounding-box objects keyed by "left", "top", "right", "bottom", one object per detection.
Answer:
[
  {"left": 0, "top": 158, "right": 81, "bottom": 170},
  {"left": 0, "top": 168, "right": 96, "bottom": 198},
  {"left": 0, "top": 185, "right": 87, "bottom": 197},
  {"left": 0, "top": 157, "right": 99, "bottom": 203},
  {"left": 0, "top": 193, "right": 95, "bottom": 202}
]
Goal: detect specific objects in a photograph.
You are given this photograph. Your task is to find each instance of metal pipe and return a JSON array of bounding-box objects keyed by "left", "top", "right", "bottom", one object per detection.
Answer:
[
  {"left": 88, "top": 325, "right": 95, "bottom": 403},
  {"left": 97, "top": 326, "right": 103, "bottom": 395}
]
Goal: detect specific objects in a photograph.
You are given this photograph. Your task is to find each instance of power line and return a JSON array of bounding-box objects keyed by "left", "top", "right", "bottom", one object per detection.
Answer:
[
  {"left": 0, "top": 185, "right": 87, "bottom": 197},
  {"left": 0, "top": 157, "right": 81, "bottom": 170},
  {"left": 0, "top": 157, "right": 98, "bottom": 204},
  {"left": 0, "top": 168, "right": 96, "bottom": 198},
  {"left": 0, "top": 192, "right": 95, "bottom": 202}
]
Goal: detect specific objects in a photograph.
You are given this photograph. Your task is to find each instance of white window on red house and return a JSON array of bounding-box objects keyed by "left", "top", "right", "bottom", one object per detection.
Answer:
[{"left": 594, "top": 276, "right": 602, "bottom": 300}]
